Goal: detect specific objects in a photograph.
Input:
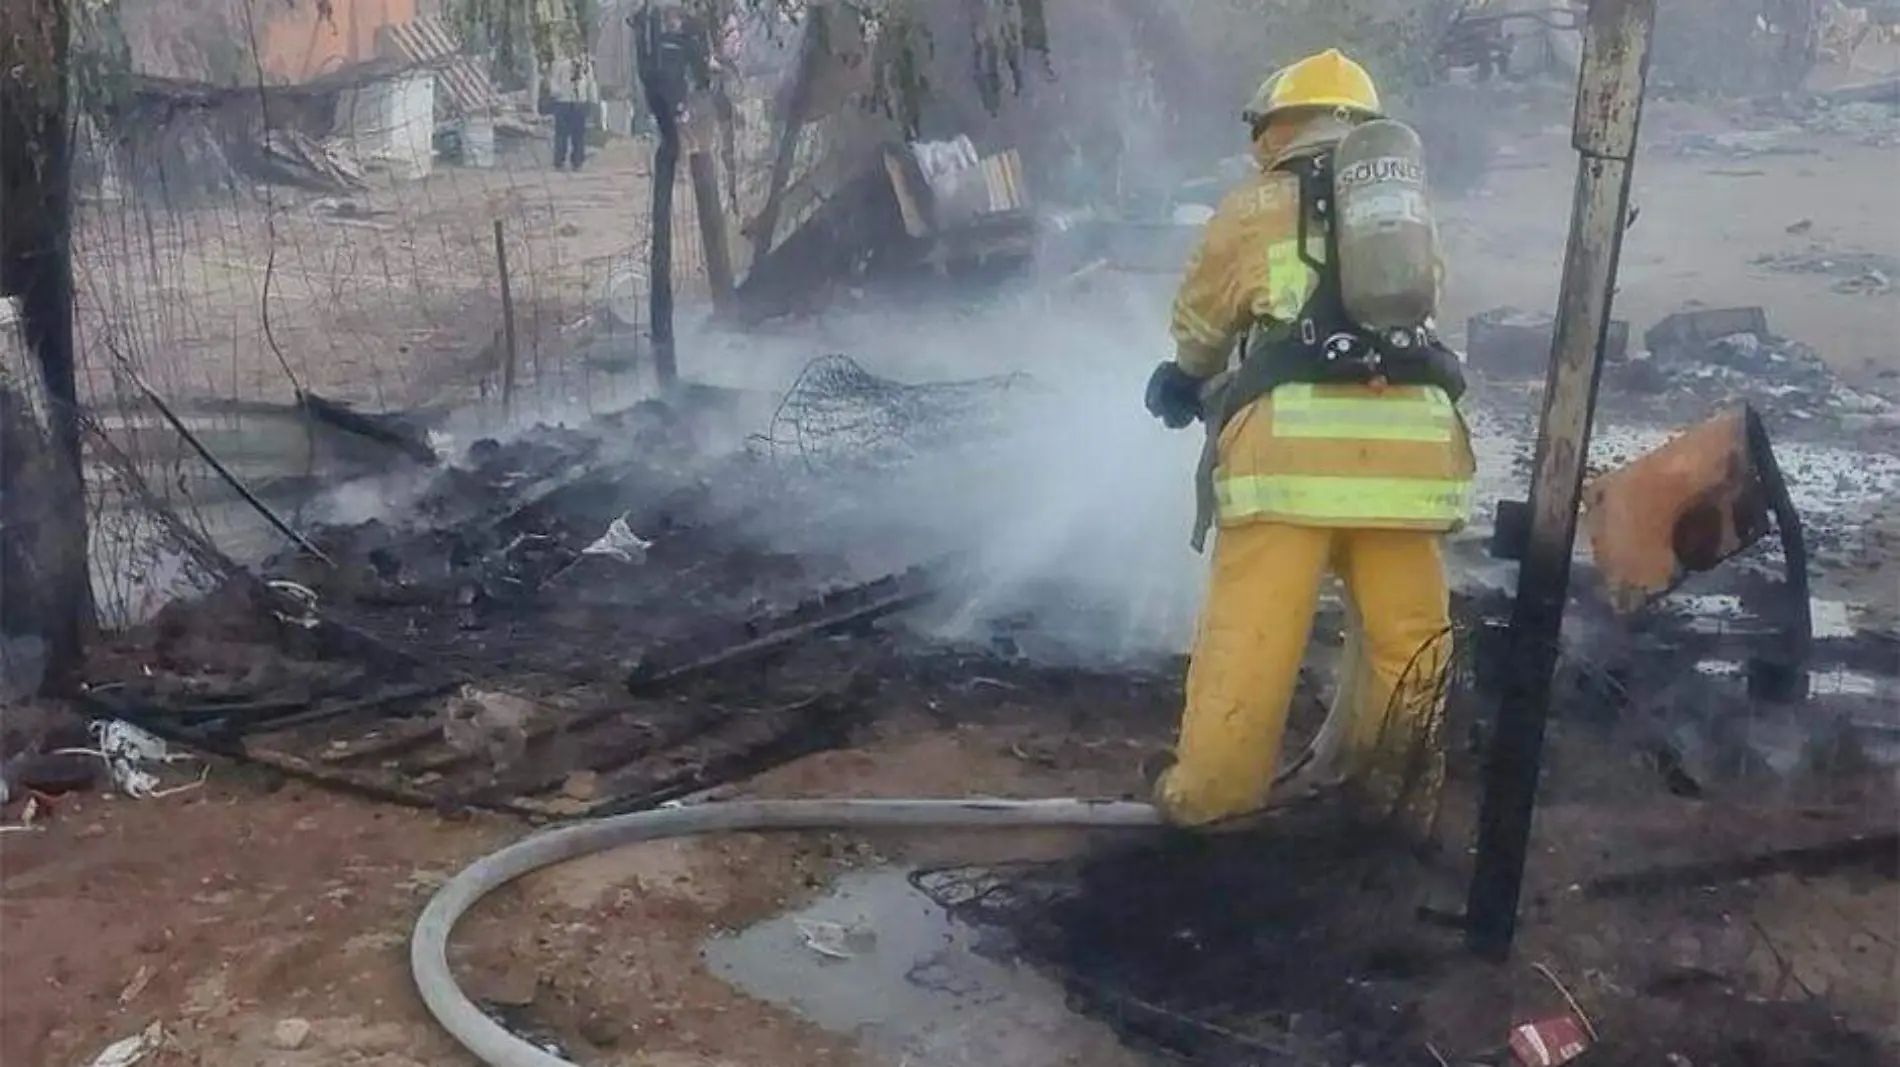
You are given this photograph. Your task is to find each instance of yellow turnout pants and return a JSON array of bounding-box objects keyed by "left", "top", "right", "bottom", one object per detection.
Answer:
[{"left": 1156, "top": 521, "right": 1454, "bottom": 828}]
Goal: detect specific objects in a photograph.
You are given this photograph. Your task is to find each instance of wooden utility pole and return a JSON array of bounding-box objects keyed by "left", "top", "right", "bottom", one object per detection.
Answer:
[
  {"left": 1466, "top": 0, "right": 1659, "bottom": 960},
  {"left": 0, "top": 0, "right": 90, "bottom": 695}
]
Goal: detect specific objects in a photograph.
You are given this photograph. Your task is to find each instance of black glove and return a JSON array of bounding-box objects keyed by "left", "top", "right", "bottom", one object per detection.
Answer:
[{"left": 1145, "top": 362, "right": 1201, "bottom": 430}]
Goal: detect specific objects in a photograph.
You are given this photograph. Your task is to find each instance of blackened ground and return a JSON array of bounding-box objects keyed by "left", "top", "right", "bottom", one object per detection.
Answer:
[
  {"left": 914, "top": 728, "right": 1898, "bottom": 1066},
  {"left": 919, "top": 812, "right": 1460, "bottom": 1066}
]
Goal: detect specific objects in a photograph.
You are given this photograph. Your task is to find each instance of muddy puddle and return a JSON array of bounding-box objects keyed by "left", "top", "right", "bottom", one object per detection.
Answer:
[{"left": 703, "top": 867, "right": 1154, "bottom": 1067}]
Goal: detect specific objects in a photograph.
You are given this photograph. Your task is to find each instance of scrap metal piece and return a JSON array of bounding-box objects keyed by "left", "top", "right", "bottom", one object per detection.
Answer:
[
  {"left": 1643, "top": 305, "right": 1768, "bottom": 353},
  {"left": 1468, "top": 306, "right": 1629, "bottom": 379},
  {"left": 1580, "top": 404, "right": 1813, "bottom": 701},
  {"left": 1582, "top": 407, "right": 1771, "bottom": 612}
]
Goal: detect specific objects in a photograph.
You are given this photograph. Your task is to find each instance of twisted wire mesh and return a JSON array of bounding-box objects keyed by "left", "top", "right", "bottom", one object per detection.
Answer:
[{"left": 750, "top": 354, "right": 1039, "bottom": 469}]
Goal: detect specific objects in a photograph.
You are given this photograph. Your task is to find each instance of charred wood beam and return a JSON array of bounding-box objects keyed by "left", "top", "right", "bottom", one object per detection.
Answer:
[
  {"left": 75, "top": 688, "right": 448, "bottom": 810},
  {"left": 205, "top": 680, "right": 458, "bottom": 738},
  {"left": 125, "top": 368, "right": 335, "bottom": 566},
  {"left": 625, "top": 569, "right": 936, "bottom": 695},
  {"left": 298, "top": 391, "right": 439, "bottom": 466},
  {"left": 81, "top": 675, "right": 455, "bottom": 738},
  {"left": 438, "top": 690, "right": 849, "bottom": 814},
  {"left": 1583, "top": 832, "right": 1899, "bottom": 899},
  {"left": 576, "top": 688, "right": 871, "bottom": 820}
]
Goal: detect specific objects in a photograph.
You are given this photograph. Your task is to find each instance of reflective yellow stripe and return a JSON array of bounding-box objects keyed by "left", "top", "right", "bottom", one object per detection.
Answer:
[
  {"left": 1216, "top": 473, "right": 1473, "bottom": 525},
  {"left": 1263, "top": 238, "right": 1322, "bottom": 322},
  {"left": 1172, "top": 298, "right": 1226, "bottom": 347},
  {"left": 1268, "top": 384, "right": 1456, "bottom": 442},
  {"left": 1268, "top": 411, "right": 1454, "bottom": 442},
  {"left": 1272, "top": 383, "right": 1451, "bottom": 413}
]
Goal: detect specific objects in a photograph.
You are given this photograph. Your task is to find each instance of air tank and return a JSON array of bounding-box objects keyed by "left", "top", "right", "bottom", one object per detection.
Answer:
[{"left": 1331, "top": 118, "right": 1441, "bottom": 332}]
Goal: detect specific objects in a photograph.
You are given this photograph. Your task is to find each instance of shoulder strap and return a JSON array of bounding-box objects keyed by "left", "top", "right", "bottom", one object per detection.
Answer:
[
  {"left": 1276, "top": 150, "right": 1336, "bottom": 277},
  {"left": 1268, "top": 149, "right": 1350, "bottom": 357}
]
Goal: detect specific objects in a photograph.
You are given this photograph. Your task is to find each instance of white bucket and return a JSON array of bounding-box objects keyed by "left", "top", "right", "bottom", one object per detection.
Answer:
[{"left": 602, "top": 258, "right": 648, "bottom": 329}]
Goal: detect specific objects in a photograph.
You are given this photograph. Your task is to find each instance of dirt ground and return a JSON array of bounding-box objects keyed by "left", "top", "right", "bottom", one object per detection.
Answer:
[
  {"left": 0, "top": 720, "right": 1151, "bottom": 1067},
  {"left": 1440, "top": 103, "right": 1900, "bottom": 389}
]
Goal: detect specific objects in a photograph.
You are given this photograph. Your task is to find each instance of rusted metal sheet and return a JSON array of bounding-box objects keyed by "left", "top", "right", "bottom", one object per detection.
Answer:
[{"left": 1582, "top": 407, "right": 1772, "bottom": 612}]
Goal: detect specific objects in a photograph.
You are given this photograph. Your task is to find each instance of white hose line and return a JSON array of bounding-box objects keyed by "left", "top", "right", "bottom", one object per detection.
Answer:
[{"left": 411, "top": 798, "right": 1163, "bottom": 1067}]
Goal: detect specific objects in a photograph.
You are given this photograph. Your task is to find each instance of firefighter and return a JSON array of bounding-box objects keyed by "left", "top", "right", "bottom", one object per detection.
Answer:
[{"left": 1144, "top": 49, "right": 1476, "bottom": 831}]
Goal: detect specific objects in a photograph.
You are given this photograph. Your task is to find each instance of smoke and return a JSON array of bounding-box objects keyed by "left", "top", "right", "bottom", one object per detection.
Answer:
[{"left": 679, "top": 276, "right": 1211, "bottom": 667}]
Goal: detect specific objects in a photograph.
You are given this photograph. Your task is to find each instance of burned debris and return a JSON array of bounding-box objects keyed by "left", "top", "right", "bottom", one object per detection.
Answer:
[{"left": 63, "top": 374, "right": 1176, "bottom": 820}]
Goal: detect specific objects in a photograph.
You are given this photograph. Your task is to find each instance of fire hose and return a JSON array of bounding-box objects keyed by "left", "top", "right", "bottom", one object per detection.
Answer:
[
  {"left": 410, "top": 719, "right": 1363, "bottom": 1067},
  {"left": 410, "top": 798, "right": 1162, "bottom": 1067}
]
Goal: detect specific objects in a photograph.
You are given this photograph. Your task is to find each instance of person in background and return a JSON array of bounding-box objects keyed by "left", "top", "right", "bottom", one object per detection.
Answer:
[{"left": 546, "top": 36, "right": 600, "bottom": 171}]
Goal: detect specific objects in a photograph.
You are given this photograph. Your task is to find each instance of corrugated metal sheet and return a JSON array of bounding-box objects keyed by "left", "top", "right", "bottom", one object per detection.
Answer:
[{"left": 376, "top": 17, "right": 503, "bottom": 115}]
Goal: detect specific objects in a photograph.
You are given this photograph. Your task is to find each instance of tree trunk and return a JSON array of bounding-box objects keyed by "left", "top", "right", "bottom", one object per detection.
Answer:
[{"left": 0, "top": 0, "right": 91, "bottom": 694}]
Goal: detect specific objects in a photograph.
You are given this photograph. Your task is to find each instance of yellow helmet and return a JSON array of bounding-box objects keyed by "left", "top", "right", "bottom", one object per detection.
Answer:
[{"left": 1243, "top": 49, "right": 1382, "bottom": 126}]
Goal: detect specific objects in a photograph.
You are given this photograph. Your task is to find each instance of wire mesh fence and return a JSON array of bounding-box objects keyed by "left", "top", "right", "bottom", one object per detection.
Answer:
[{"left": 3, "top": 6, "right": 739, "bottom": 633}]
